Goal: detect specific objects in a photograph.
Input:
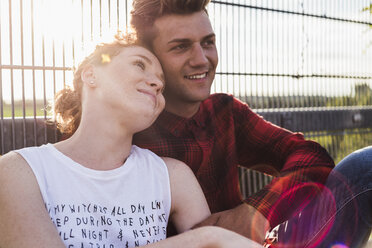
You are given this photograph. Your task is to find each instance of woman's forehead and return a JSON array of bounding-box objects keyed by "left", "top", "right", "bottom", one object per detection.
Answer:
[
  {"left": 117, "top": 46, "right": 157, "bottom": 61},
  {"left": 106, "top": 45, "right": 163, "bottom": 77}
]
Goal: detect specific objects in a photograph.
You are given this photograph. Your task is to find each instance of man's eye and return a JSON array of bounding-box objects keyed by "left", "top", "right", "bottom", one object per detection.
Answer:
[
  {"left": 203, "top": 39, "right": 215, "bottom": 47},
  {"left": 173, "top": 44, "right": 188, "bottom": 50},
  {"left": 134, "top": 60, "right": 145, "bottom": 70}
]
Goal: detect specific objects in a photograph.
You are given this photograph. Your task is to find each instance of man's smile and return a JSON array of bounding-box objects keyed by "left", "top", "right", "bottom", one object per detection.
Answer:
[{"left": 184, "top": 72, "right": 208, "bottom": 80}]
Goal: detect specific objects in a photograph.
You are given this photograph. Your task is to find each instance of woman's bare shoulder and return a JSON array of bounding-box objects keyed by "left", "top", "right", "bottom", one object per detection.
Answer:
[
  {"left": 161, "top": 157, "right": 193, "bottom": 176},
  {"left": 0, "top": 151, "right": 38, "bottom": 196},
  {"left": 0, "top": 151, "right": 65, "bottom": 247},
  {"left": 0, "top": 151, "right": 31, "bottom": 174}
]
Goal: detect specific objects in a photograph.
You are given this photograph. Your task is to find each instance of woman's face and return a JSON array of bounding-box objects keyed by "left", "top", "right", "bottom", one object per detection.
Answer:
[{"left": 94, "top": 45, "right": 165, "bottom": 132}]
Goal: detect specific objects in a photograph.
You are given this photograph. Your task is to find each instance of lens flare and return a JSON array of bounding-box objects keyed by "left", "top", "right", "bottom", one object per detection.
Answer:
[
  {"left": 262, "top": 168, "right": 359, "bottom": 247},
  {"left": 330, "top": 243, "right": 348, "bottom": 248},
  {"left": 101, "top": 54, "right": 111, "bottom": 64}
]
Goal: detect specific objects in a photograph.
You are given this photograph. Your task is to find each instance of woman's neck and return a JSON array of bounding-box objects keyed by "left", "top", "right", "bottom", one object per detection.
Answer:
[{"left": 55, "top": 117, "right": 133, "bottom": 171}]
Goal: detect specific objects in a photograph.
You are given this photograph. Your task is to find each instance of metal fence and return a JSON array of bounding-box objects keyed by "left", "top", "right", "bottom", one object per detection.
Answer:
[{"left": 1, "top": 0, "right": 372, "bottom": 197}]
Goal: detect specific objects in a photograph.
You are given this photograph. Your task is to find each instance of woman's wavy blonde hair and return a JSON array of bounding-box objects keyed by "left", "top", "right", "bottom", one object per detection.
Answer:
[{"left": 53, "top": 32, "right": 139, "bottom": 135}]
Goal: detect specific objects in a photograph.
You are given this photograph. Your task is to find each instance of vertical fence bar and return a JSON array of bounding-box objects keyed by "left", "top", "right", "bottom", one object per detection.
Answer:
[
  {"left": 8, "top": 0, "right": 16, "bottom": 150},
  {"left": 20, "top": 0, "right": 26, "bottom": 148},
  {"left": 0, "top": 0, "right": 4, "bottom": 154},
  {"left": 268, "top": 0, "right": 272, "bottom": 108},
  {"left": 80, "top": 0, "right": 84, "bottom": 54},
  {"left": 41, "top": 0, "right": 47, "bottom": 143},
  {"left": 218, "top": 3, "right": 222, "bottom": 94},
  {"left": 99, "top": 0, "right": 102, "bottom": 37},
  {"left": 254, "top": 3, "right": 258, "bottom": 108},
  {"left": 90, "top": 0, "right": 93, "bottom": 41},
  {"left": 125, "top": 0, "right": 128, "bottom": 31},
  {"left": 116, "top": 0, "right": 119, "bottom": 30},
  {"left": 250, "top": 4, "right": 254, "bottom": 107},
  {"left": 108, "top": 0, "right": 111, "bottom": 29},
  {"left": 31, "top": 0, "right": 37, "bottom": 146},
  {"left": 236, "top": 0, "right": 240, "bottom": 100},
  {"left": 243, "top": 0, "right": 248, "bottom": 104},
  {"left": 225, "top": 3, "right": 229, "bottom": 94}
]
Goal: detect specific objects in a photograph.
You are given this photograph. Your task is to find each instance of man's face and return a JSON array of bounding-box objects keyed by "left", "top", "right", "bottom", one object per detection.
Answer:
[{"left": 152, "top": 11, "right": 218, "bottom": 112}]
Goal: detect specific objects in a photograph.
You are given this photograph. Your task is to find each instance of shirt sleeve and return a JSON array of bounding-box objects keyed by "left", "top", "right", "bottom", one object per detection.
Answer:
[{"left": 232, "top": 97, "right": 335, "bottom": 227}]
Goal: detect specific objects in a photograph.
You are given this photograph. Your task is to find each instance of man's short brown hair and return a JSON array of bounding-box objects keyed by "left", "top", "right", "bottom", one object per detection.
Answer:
[{"left": 130, "top": 0, "right": 211, "bottom": 50}]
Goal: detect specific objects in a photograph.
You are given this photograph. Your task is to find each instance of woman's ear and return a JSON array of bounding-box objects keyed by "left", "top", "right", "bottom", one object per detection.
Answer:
[{"left": 81, "top": 65, "right": 97, "bottom": 88}]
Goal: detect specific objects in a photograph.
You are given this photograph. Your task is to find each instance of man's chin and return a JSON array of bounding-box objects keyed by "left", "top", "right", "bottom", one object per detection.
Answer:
[{"left": 197, "top": 90, "right": 212, "bottom": 102}]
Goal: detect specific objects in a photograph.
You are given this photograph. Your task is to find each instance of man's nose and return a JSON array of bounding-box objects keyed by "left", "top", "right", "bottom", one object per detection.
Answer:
[{"left": 189, "top": 44, "right": 208, "bottom": 67}]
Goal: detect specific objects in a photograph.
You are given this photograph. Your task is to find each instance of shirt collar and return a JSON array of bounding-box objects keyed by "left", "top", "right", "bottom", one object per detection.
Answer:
[{"left": 156, "top": 103, "right": 208, "bottom": 137}]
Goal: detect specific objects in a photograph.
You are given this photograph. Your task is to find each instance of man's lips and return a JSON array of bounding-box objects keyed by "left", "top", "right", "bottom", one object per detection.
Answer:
[{"left": 184, "top": 72, "right": 208, "bottom": 80}]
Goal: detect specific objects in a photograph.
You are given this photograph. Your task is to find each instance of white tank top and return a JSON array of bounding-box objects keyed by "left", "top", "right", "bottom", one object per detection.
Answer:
[{"left": 16, "top": 144, "right": 171, "bottom": 248}]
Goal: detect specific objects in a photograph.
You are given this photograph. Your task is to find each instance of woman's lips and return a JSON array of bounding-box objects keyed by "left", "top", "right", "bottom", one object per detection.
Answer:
[{"left": 138, "top": 89, "right": 156, "bottom": 105}]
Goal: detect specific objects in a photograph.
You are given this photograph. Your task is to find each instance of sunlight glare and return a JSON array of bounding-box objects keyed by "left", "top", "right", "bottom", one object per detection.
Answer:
[{"left": 36, "top": 0, "right": 80, "bottom": 42}]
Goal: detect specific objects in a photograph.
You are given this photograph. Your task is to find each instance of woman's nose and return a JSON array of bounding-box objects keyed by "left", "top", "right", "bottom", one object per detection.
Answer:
[{"left": 146, "top": 76, "right": 164, "bottom": 94}]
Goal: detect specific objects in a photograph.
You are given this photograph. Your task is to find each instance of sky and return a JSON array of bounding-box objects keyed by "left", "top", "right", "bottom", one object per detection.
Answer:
[{"left": 1, "top": 0, "right": 372, "bottom": 104}]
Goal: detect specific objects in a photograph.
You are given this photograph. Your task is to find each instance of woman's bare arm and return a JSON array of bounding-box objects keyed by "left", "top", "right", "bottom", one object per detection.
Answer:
[
  {"left": 0, "top": 152, "right": 65, "bottom": 248},
  {"left": 156, "top": 157, "right": 263, "bottom": 248},
  {"left": 163, "top": 157, "right": 211, "bottom": 233},
  {"left": 145, "top": 225, "right": 263, "bottom": 248}
]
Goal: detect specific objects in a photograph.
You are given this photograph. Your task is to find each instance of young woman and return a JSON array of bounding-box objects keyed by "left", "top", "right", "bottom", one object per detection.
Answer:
[{"left": 0, "top": 34, "right": 262, "bottom": 248}]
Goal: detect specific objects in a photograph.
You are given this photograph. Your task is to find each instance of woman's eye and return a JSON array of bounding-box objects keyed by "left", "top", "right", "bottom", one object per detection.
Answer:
[{"left": 134, "top": 60, "right": 145, "bottom": 70}]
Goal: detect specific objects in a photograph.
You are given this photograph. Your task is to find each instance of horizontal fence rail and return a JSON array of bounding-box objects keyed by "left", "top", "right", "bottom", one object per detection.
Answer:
[
  {"left": 211, "top": 0, "right": 372, "bottom": 25},
  {"left": 257, "top": 106, "right": 372, "bottom": 132},
  {"left": 2, "top": 106, "right": 372, "bottom": 154},
  {"left": 0, "top": 117, "right": 59, "bottom": 155}
]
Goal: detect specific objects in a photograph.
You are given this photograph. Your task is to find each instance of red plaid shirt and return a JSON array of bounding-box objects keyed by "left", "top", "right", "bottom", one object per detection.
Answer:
[{"left": 133, "top": 93, "right": 335, "bottom": 227}]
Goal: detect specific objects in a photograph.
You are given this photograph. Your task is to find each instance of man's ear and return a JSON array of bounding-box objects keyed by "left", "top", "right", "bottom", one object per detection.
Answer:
[{"left": 81, "top": 65, "right": 97, "bottom": 88}]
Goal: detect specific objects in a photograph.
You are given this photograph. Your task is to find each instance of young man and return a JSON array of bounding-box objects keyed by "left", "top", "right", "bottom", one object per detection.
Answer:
[{"left": 131, "top": 0, "right": 335, "bottom": 244}]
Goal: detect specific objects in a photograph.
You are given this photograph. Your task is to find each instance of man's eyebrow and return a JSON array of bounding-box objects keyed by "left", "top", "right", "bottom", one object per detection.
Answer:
[
  {"left": 202, "top": 33, "right": 216, "bottom": 41},
  {"left": 167, "top": 33, "right": 216, "bottom": 45},
  {"left": 167, "top": 38, "right": 191, "bottom": 45}
]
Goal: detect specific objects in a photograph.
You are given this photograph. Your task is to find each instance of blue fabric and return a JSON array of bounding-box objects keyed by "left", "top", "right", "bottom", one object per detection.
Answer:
[{"left": 275, "top": 146, "right": 372, "bottom": 248}]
